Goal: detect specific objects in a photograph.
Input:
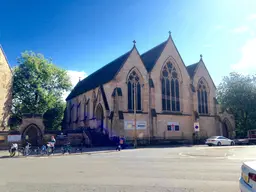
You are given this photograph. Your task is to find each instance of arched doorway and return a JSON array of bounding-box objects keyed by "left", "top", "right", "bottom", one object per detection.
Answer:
[
  {"left": 222, "top": 119, "right": 232, "bottom": 138},
  {"left": 96, "top": 104, "right": 104, "bottom": 131},
  {"left": 223, "top": 123, "right": 229, "bottom": 138},
  {"left": 22, "top": 124, "right": 42, "bottom": 146}
]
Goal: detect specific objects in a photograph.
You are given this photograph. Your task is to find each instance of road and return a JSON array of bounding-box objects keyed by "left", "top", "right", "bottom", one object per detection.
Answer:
[{"left": 0, "top": 145, "right": 254, "bottom": 192}]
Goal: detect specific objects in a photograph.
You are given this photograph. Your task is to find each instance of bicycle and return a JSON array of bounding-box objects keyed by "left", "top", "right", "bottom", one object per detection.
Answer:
[
  {"left": 46, "top": 142, "right": 55, "bottom": 156},
  {"left": 9, "top": 143, "right": 18, "bottom": 157},
  {"left": 61, "top": 142, "right": 72, "bottom": 154},
  {"left": 23, "top": 142, "right": 32, "bottom": 156}
]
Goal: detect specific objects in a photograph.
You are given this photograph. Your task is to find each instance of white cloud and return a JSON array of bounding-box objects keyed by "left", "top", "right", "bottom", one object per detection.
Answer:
[
  {"left": 248, "top": 14, "right": 256, "bottom": 21},
  {"left": 62, "top": 70, "right": 88, "bottom": 100},
  {"left": 232, "top": 38, "right": 256, "bottom": 74},
  {"left": 232, "top": 26, "right": 249, "bottom": 34}
]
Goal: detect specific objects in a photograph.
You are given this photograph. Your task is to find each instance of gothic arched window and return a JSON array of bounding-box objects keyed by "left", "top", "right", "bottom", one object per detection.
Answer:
[
  {"left": 161, "top": 62, "right": 180, "bottom": 112},
  {"left": 127, "top": 70, "right": 142, "bottom": 111},
  {"left": 197, "top": 79, "right": 208, "bottom": 114},
  {"left": 84, "top": 98, "right": 87, "bottom": 119}
]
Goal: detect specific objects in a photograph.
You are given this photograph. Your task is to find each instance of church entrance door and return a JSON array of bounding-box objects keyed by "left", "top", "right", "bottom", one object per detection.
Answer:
[
  {"left": 222, "top": 123, "right": 229, "bottom": 138},
  {"left": 222, "top": 118, "right": 232, "bottom": 138}
]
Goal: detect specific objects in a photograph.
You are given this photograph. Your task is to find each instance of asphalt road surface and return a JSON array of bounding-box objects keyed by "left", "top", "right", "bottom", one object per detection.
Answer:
[{"left": 1, "top": 145, "right": 255, "bottom": 192}]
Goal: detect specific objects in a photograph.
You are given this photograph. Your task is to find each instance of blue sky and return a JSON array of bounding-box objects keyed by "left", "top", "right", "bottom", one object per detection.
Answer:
[{"left": 1, "top": 0, "right": 256, "bottom": 90}]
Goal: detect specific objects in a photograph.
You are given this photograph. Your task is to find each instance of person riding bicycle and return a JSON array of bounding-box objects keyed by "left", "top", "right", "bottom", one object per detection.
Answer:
[{"left": 48, "top": 136, "right": 56, "bottom": 153}]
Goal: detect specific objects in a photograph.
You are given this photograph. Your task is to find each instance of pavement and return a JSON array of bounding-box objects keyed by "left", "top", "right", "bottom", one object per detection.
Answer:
[{"left": 0, "top": 145, "right": 255, "bottom": 192}]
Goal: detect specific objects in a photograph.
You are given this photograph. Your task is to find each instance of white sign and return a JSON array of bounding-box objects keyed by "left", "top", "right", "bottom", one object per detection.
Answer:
[
  {"left": 194, "top": 122, "right": 200, "bottom": 132},
  {"left": 8, "top": 135, "right": 21, "bottom": 142},
  {"left": 167, "top": 122, "right": 179, "bottom": 131},
  {"left": 124, "top": 121, "right": 147, "bottom": 130}
]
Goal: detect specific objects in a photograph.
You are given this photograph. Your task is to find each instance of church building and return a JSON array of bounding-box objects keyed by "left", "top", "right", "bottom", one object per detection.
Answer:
[{"left": 65, "top": 33, "right": 235, "bottom": 142}]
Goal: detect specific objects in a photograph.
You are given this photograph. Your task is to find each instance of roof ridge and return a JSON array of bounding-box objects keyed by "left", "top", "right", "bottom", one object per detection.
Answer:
[
  {"left": 186, "top": 62, "right": 199, "bottom": 67},
  {"left": 141, "top": 40, "right": 167, "bottom": 57},
  {"left": 66, "top": 49, "right": 132, "bottom": 100},
  {"left": 79, "top": 50, "right": 131, "bottom": 83},
  {"left": 141, "top": 40, "right": 168, "bottom": 72}
]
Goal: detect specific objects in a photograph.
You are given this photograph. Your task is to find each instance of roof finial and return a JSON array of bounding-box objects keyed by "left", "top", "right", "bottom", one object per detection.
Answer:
[
  {"left": 200, "top": 54, "right": 203, "bottom": 60},
  {"left": 168, "top": 31, "right": 172, "bottom": 37},
  {"left": 133, "top": 40, "right": 136, "bottom": 46}
]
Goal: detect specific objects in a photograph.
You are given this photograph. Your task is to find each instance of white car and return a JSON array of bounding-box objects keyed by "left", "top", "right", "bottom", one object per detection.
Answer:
[
  {"left": 240, "top": 161, "right": 256, "bottom": 192},
  {"left": 205, "top": 136, "right": 235, "bottom": 146}
]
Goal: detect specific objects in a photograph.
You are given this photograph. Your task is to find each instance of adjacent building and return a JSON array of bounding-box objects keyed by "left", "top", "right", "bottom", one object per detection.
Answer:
[
  {"left": 65, "top": 34, "right": 235, "bottom": 141},
  {"left": 0, "top": 45, "right": 12, "bottom": 130}
]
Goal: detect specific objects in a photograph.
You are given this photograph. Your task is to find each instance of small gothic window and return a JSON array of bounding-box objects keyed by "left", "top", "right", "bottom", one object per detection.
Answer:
[
  {"left": 161, "top": 62, "right": 180, "bottom": 112},
  {"left": 87, "top": 99, "right": 90, "bottom": 119},
  {"left": 113, "top": 89, "right": 119, "bottom": 113},
  {"left": 127, "top": 69, "right": 142, "bottom": 111},
  {"left": 197, "top": 79, "right": 208, "bottom": 114},
  {"left": 92, "top": 91, "right": 96, "bottom": 117},
  {"left": 98, "top": 89, "right": 101, "bottom": 102},
  {"left": 76, "top": 102, "right": 80, "bottom": 122},
  {"left": 69, "top": 103, "right": 73, "bottom": 124},
  {"left": 84, "top": 101, "right": 87, "bottom": 119}
]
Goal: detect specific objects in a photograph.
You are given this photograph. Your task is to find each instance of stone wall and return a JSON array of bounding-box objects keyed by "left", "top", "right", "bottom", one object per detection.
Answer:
[{"left": 0, "top": 46, "right": 12, "bottom": 131}]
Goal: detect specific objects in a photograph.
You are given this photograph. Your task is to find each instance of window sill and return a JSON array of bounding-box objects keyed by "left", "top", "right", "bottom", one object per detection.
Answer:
[
  {"left": 124, "top": 110, "right": 146, "bottom": 114},
  {"left": 161, "top": 111, "right": 182, "bottom": 115},
  {"left": 127, "top": 110, "right": 143, "bottom": 113},
  {"left": 199, "top": 114, "right": 211, "bottom": 117}
]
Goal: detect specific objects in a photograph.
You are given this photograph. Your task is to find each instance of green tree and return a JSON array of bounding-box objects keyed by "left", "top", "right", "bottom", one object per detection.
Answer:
[
  {"left": 43, "top": 101, "right": 66, "bottom": 131},
  {"left": 217, "top": 72, "right": 256, "bottom": 136},
  {"left": 11, "top": 51, "right": 72, "bottom": 130}
]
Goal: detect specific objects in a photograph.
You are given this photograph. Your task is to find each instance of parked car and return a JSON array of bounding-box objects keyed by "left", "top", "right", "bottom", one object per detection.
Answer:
[
  {"left": 234, "top": 137, "right": 249, "bottom": 145},
  {"left": 205, "top": 136, "right": 235, "bottom": 146},
  {"left": 240, "top": 161, "right": 256, "bottom": 192}
]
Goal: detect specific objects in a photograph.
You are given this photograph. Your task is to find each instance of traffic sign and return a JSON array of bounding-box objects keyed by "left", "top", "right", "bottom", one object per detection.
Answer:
[{"left": 194, "top": 122, "right": 200, "bottom": 132}]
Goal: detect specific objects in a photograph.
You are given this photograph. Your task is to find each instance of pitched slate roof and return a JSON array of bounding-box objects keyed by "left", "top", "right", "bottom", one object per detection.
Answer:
[
  {"left": 66, "top": 50, "right": 131, "bottom": 100},
  {"left": 186, "top": 62, "right": 199, "bottom": 78},
  {"left": 141, "top": 40, "right": 168, "bottom": 72},
  {"left": 67, "top": 38, "right": 208, "bottom": 101}
]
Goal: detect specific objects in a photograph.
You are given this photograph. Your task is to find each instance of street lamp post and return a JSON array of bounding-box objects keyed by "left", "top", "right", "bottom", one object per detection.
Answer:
[{"left": 133, "top": 83, "right": 137, "bottom": 148}]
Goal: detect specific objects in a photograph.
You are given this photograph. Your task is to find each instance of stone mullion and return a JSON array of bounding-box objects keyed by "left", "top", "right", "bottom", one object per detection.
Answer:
[
  {"left": 174, "top": 78, "right": 177, "bottom": 111},
  {"left": 165, "top": 77, "right": 167, "bottom": 111}
]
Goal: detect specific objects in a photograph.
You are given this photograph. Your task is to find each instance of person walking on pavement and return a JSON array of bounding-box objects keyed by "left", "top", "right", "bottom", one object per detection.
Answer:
[{"left": 116, "top": 136, "right": 121, "bottom": 151}]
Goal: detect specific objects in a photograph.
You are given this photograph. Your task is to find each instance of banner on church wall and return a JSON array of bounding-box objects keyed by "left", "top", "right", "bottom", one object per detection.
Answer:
[
  {"left": 194, "top": 122, "right": 200, "bottom": 132},
  {"left": 167, "top": 122, "right": 180, "bottom": 131},
  {"left": 124, "top": 121, "right": 147, "bottom": 130}
]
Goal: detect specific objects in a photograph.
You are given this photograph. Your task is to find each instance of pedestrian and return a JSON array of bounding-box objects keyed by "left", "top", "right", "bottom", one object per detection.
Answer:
[
  {"left": 119, "top": 136, "right": 124, "bottom": 149},
  {"left": 116, "top": 136, "right": 121, "bottom": 151},
  {"left": 49, "top": 135, "right": 56, "bottom": 153}
]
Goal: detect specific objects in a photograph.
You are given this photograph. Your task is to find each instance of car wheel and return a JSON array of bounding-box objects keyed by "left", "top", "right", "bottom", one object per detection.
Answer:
[
  {"left": 217, "top": 142, "right": 221, "bottom": 146},
  {"left": 231, "top": 141, "right": 235, "bottom": 146},
  {"left": 207, "top": 144, "right": 212, "bottom": 146}
]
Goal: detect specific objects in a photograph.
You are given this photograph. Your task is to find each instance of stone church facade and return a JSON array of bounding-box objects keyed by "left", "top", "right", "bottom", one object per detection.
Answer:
[
  {"left": 0, "top": 46, "right": 12, "bottom": 131},
  {"left": 65, "top": 34, "right": 235, "bottom": 141}
]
